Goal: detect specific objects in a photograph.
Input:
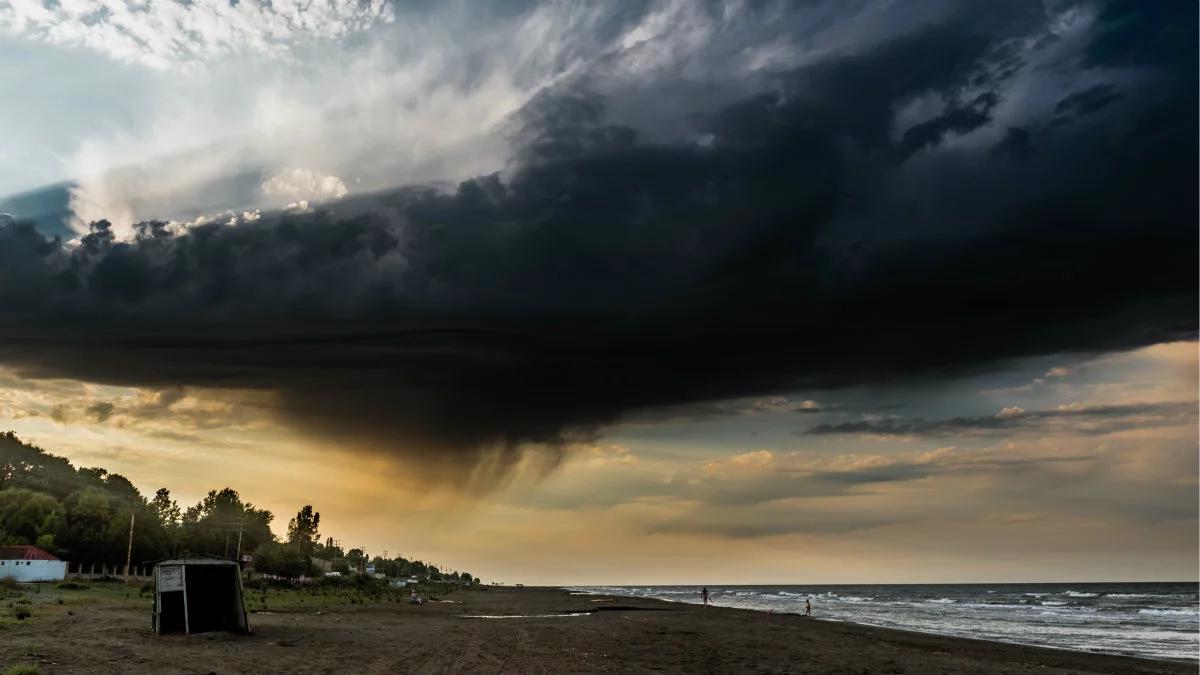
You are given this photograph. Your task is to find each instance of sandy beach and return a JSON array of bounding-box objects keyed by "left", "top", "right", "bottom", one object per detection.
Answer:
[{"left": 1, "top": 586, "right": 1195, "bottom": 674}]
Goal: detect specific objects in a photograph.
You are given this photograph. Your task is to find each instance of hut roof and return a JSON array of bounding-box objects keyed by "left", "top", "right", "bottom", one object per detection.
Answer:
[{"left": 0, "top": 546, "right": 60, "bottom": 561}]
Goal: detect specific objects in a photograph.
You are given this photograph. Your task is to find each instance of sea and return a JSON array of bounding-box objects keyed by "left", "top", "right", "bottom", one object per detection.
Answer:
[{"left": 566, "top": 582, "right": 1199, "bottom": 662}]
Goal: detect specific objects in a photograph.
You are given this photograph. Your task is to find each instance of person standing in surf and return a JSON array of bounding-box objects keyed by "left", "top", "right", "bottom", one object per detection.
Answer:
[
  {"left": 701, "top": 587, "right": 710, "bottom": 606},
  {"left": 805, "top": 598, "right": 812, "bottom": 616}
]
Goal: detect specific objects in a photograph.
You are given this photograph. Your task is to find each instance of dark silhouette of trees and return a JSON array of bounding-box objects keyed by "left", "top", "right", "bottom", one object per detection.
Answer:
[
  {"left": 286, "top": 505, "right": 320, "bottom": 555},
  {"left": 0, "top": 432, "right": 481, "bottom": 582}
]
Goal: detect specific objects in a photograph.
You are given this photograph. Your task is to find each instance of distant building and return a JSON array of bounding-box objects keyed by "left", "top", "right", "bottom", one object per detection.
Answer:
[{"left": 0, "top": 546, "right": 67, "bottom": 582}]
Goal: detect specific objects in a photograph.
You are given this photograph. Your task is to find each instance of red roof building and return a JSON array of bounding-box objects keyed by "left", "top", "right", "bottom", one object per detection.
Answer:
[{"left": 0, "top": 546, "right": 60, "bottom": 561}]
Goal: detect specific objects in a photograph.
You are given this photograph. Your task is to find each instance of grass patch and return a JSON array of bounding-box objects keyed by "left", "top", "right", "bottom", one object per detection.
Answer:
[
  {"left": 0, "top": 582, "right": 150, "bottom": 629},
  {"left": 3, "top": 664, "right": 40, "bottom": 675}
]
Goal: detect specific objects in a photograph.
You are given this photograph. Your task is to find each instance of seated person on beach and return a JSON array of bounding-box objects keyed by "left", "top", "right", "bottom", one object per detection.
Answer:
[{"left": 410, "top": 589, "right": 424, "bottom": 605}]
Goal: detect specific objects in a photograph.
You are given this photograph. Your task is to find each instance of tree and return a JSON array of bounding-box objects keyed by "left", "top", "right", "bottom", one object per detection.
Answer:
[
  {"left": 315, "top": 536, "right": 344, "bottom": 560},
  {"left": 0, "top": 432, "right": 81, "bottom": 498},
  {"left": 148, "top": 488, "right": 182, "bottom": 556},
  {"left": 181, "top": 488, "right": 274, "bottom": 558},
  {"left": 286, "top": 505, "right": 320, "bottom": 555},
  {"left": 148, "top": 488, "right": 181, "bottom": 528},
  {"left": 254, "top": 542, "right": 310, "bottom": 579},
  {"left": 0, "top": 488, "right": 60, "bottom": 544},
  {"left": 59, "top": 487, "right": 118, "bottom": 562}
]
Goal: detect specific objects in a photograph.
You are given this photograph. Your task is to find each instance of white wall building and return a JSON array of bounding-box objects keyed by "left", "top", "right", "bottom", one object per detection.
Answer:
[{"left": 0, "top": 546, "right": 68, "bottom": 582}]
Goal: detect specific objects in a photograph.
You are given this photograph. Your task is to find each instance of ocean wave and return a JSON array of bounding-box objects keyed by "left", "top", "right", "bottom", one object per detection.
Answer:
[
  {"left": 567, "top": 585, "right": 1198, "bottom": 661},
  {"left": 1137, "top": 608, "right": 1198, "bottom": 616}
]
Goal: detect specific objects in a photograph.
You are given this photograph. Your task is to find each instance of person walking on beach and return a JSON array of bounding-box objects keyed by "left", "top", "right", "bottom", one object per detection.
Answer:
[
  {"left": 805, "top": 598, "right": 812, "bottom": 616},
  {"left": 701, "top": 587, "right": 710, "bottom": 606}
]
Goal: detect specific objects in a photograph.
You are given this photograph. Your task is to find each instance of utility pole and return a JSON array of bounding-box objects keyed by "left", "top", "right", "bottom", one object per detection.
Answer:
[
  {"left": 124, "top": 510, "right": 135, "bottom": 581},
  {"left": 234, "top": 517, "right": 245, "bottom": 562}
]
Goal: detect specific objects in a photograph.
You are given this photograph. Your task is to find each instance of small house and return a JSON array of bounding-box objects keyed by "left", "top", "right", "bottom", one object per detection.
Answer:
[
  {"left": 0, "top": 546, "right": 67, "bottom": 582},
  {"left": 152, "top": 559, "right": 250, "bottom": 635}
]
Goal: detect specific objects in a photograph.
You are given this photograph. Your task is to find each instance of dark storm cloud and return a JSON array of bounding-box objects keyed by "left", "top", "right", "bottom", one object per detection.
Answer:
[
  {"left": 805, "top": 401, "right": 1197, "bottom": 437},
  {"left": 1054, "top": 84, "right": 1122, "bottom": 117},
  {"left": 0, "top": 0, "right": 1195, "bottom": 487},
  {"left": 901, "top": 92, "right": 999, "bottom": 159}
]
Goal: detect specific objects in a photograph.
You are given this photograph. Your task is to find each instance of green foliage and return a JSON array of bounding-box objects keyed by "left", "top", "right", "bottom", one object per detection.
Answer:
[
  {"left": 0, "top": 432, "right": 77, "bottom": 498},
  {"left": 181, "top": 488, "right": 274, "bottom": 558},
  {"left": 253, "top": 542, "right": 310, "bottom": 579},
  {"left": 4, "top": 664, "right": 40, "bottom": 675},
  {"left": 0, "top": 488, "right": 60, "bottom": 544}
]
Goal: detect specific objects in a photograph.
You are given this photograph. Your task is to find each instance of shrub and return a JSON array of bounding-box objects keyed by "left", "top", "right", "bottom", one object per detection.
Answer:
[
  {"left": 55, "top": 582, "right": 88, "bottom": 591},
  {"left": 0, "top": 576, "right": 17, "bottom": 590},
  {"left": 14, "top": 606, "right": 32, "bottom": 620}
]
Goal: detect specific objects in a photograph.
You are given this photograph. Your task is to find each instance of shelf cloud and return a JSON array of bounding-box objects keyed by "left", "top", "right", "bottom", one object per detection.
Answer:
[{"left": 0, "top": 0, "right": 1194, "bottom": 488}]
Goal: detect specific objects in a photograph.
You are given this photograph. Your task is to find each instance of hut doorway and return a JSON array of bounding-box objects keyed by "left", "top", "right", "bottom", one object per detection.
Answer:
[{"left": 153, "top": 559, "right": 250, "bottom": 635}]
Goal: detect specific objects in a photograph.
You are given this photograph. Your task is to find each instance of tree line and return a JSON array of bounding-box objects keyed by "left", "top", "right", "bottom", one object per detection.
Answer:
[{"left": 0, "top": 432, "right": 477, "bottom": 584}]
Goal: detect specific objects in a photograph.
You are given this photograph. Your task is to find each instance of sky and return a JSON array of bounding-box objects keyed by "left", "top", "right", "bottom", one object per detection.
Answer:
[{"left": 0, "top": 0, "right": 1195, "bottom": 584}]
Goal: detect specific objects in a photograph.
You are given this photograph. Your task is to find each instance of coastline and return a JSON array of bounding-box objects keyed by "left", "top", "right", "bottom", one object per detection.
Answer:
[
  {"left": 564, "top": 583, "right": 1200, "bottom": 662},
  {"left": 566, "top": 587, "right": 1200, "bottom": 670},
  {"left": 1, "top": 585, "right": 1195, "bottom": 673}
]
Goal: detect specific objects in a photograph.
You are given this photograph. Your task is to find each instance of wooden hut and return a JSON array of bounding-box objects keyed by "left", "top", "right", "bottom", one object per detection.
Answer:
[{"left": 152, "top": 559, "right": 250, "bottom": 635}]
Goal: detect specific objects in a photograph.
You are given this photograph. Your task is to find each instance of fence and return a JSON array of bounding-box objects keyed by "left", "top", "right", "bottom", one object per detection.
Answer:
[{"left": 64, "top": 561, "right": 153, "bottom": 582}]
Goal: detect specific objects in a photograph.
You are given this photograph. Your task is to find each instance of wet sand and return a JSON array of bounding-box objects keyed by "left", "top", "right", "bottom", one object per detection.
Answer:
[{"left": 1, "top": 586, "right": 1195, "bottom": 674}]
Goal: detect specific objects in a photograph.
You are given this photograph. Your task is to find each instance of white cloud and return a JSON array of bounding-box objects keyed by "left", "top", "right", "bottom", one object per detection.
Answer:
[
  {"left": 262, "top": 168, "right": 348, "bottom": 203},
  {"left": 0, "top": 0, "right": 394, "bottom": 69}
]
